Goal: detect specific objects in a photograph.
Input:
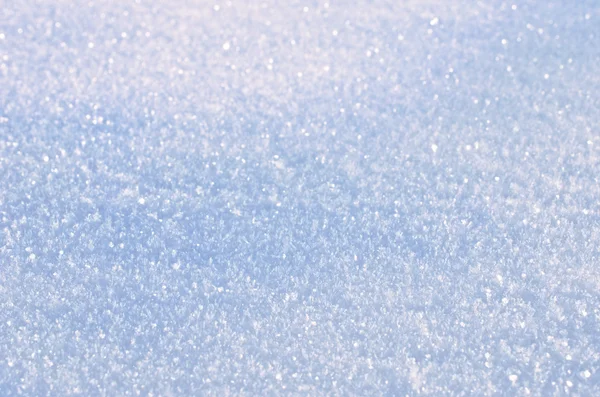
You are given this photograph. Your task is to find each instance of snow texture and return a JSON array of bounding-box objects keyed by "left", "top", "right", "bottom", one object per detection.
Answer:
[{"left": 1, "top": 0, "right": 600, "bottom": 395}]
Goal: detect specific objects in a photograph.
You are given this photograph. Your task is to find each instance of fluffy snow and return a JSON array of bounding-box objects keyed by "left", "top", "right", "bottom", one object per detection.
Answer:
[{"left": 1, "top": 0, "right": 599, "bottom": 395}]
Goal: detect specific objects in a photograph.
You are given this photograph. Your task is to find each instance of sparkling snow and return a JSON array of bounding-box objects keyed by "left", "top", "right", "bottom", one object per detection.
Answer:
[{"left": 1, "top": 0, "right": 599, "bottom": 395}]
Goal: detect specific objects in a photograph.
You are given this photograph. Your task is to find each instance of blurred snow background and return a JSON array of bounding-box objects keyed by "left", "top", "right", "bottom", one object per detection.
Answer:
[{"left": 1, "top": 0, "right": 600, "bottom": 395}]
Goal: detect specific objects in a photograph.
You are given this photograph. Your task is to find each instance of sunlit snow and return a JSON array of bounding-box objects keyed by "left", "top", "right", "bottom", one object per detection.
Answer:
[{"left": 1, "top": 0, "right": 599, "bottom": 395}]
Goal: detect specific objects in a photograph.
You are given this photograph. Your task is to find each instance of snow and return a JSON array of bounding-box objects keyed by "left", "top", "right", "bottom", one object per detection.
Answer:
[{"left": 1, "top": 0, "right": 599, "bottom": 395}]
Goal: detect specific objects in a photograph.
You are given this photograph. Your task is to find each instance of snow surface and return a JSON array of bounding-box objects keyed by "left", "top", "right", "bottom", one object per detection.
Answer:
[{"left": 1, "top": 0, "right": 600, "bottom": 395}]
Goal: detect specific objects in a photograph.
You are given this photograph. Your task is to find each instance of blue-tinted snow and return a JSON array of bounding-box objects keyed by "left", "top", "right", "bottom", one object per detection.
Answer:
[{"left": 1, "top": 0, "right": 600, "bottom": 395}]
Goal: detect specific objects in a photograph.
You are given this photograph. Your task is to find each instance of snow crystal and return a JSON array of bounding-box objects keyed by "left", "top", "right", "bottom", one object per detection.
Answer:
[{"left": 1, "top": 0, "right": 600, "bottom": 395}]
